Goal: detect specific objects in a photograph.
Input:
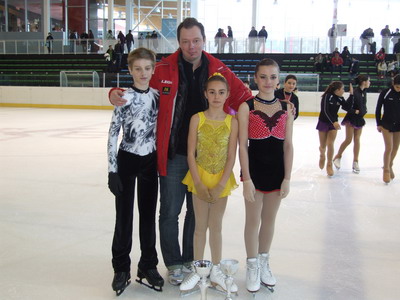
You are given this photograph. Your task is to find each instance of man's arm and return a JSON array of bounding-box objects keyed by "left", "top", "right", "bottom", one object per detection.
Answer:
[{"left": 109, "top": 88, "right": 127, "bottom": 106}]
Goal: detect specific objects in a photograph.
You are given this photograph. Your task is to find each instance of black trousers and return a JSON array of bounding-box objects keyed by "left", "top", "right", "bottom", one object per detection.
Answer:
[{"left": 112, "top": 149, "right": 158, "bottom": 273}]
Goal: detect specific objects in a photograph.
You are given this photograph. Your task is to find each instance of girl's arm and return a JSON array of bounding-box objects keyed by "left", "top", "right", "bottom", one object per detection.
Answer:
[
  {"left": 238, "top": 102, "right": 256, "bottom": 202},
  {"left": 187, "top": 114, "right": 211, "bottom": 201},
  {"left": 375, "top": 90, "right": 385, "bottom": 131},
  {"left": 281, "top": 111, "right": 294, "bottom": 198},
  {"left": 209, "top": 117, "right": 238, "bottom": 200}
]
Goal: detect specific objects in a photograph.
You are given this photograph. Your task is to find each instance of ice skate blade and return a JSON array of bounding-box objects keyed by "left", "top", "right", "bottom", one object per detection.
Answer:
[
  {"left": 209, "top": 284, "right": 238, "bottom": 296},
  {"left": 114, "top": 280, "right": 131, "bottom": 296},
  {"left": 261, "top": 282, "right": 274, "bottom": 293},
  {"left": 135, "top": 278, "right": 163, "bottom": 292},
  {"left": 179, "top": 286, "right": 200, "bottom": 297}
]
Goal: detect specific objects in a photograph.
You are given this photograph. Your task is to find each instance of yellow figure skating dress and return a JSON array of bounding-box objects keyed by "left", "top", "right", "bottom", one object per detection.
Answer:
[{"left": 182, "top": 112, "right": 238, "bottom": 198}]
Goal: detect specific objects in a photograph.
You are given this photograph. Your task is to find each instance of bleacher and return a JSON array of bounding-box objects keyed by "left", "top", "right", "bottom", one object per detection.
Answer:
[
  {"left": 0, "top": 53, "right": 395, "bottom": 92},
  {"left": 0, "top": 54, "right": 107, "bottom": 86}
]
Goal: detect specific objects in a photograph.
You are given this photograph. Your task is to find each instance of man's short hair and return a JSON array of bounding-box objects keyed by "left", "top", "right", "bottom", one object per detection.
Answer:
[{"left": 177, "top": 17, "right": 206, "bottom": 42}]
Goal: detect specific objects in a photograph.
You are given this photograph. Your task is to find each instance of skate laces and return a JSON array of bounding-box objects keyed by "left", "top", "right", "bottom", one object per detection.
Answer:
[
  {"left": 186, "top": 272, "right": 200, "bottom": 284},
  {"left": 247, "top": 262, "right": 258, "bottom": 281},
  {"left": 212, "top": 266, "right": 225, "bottom": 282}
]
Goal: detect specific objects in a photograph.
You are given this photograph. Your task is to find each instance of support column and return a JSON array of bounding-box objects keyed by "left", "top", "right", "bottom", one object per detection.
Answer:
[
  {"left": 333, "top": 0, "right": 338, "bottom": 25},
  {"left": 251, "top": 0, "right": 257, "bottom": 27},
  {"left": 177, "top": 0, "right": 182, "bottom": 25},
  {"left": 108, "top": 0, "right": 114, "bottom": 32},
  {"left": 43, "top": 0, "right": 50, "bottom": 38},
  {"left": 126, "top": 0, "right": 133, "bottom": 32},
  {"left": 4, "top": 0, "right": 8, "bottom": 32},
  {"left": 190, "top": 0, "right": 197, "bottom": 18}
]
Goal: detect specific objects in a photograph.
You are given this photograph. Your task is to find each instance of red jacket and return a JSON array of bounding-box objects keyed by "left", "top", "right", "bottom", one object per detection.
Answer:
[
  {"left": 150, "top": 50, "right": 252, "bottom": 176},
  {"left": 331, "top": 55, "right": 343, "bottom": 66}
]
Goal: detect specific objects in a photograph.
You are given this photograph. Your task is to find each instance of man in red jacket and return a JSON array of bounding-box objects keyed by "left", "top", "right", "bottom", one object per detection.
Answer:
[{"left": 109, "top": 17, "right": 252, "bottom": 286}]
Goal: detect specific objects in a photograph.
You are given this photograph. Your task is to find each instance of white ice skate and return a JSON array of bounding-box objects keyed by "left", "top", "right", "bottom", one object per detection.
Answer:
[
  {"left": 259, "top": 253, "right": 276, "bottom": 292},
  {"left": 210, "top": 264, "right": 238, "bottom": 294},
  {"left": 246, "top": 258, "right": 260, "bottom": 294},
  {"left": 179, "top": 272, "right": 200, "bottom": 297}
]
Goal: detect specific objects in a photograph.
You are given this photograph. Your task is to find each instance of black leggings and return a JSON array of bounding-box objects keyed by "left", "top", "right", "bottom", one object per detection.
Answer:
[{"left": 112, "top": 149, "right": 159, "bottom": 272}]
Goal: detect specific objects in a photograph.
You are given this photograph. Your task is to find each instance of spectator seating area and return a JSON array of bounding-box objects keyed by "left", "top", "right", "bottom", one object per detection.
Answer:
[{"left": 0, "top": 53, "right": 395, "bottom": 92}]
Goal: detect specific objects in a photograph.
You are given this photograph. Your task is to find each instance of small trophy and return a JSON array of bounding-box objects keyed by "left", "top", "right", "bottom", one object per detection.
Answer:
[
  {"left": 220, "top": 259, "right": 239, "bottom": 300},
  {"left": 193, "top": 260, "right": 213, "bottom": 300}
]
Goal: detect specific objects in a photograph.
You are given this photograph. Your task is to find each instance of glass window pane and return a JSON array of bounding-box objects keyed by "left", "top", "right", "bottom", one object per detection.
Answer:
[
  {"left": 0, "top": 1, "right": 5, "bottom": 32},
  {"left": 27, "top": 0, "right": 42, "bottom": 32},
  {"left": 51, "top": 0, "right": 64, "bottom": 31}
]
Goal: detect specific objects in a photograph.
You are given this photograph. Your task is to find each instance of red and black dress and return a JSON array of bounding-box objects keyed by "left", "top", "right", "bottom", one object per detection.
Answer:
[{"left": 247, "top": 97, "right": 288, "bottom": 193}]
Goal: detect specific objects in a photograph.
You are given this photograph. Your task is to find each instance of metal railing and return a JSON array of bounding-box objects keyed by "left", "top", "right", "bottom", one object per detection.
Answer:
[{"left": 0, "top": 36, "right": 397, "bottom": 55}]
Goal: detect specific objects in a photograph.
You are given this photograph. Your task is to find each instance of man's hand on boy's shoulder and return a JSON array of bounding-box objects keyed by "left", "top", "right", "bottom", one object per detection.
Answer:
[{"left": 109, "top": 88, "right": 127, "bottom": 106}]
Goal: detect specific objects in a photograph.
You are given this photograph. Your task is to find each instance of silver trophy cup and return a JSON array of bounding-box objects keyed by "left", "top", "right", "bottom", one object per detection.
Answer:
[
  {"left": 220, "top": 259, "right": 239, "bottom": 300},
  {"left": 193, "top": 260, "right": 213, "bottom": 300}
]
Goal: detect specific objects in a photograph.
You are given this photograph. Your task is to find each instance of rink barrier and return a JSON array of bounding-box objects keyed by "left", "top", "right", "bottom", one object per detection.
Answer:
[{"left": 0, "top": 86, "right": 378, "bottom": 118}]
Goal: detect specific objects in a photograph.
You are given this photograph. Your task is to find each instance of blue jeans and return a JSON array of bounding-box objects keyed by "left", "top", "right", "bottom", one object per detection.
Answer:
[{"left": 159, "top": 154, "right": 194, "bottom": 269}]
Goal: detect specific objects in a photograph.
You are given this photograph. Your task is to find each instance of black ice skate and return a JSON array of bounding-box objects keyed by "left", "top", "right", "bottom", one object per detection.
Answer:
[
  {"left": 112, "top": 271, "right": 131, "bottom": 296},
  {"left": 136, "top": 268, "right": 164, "bottom": 292}
]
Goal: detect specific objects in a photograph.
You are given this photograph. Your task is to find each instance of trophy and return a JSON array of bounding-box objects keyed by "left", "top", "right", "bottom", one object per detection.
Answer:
[
  {"left": 219, "top": 259, "right": 239, "bottom": 300},
  {"left": 193, "top": 260, "right": 213, "bottom": 300}
]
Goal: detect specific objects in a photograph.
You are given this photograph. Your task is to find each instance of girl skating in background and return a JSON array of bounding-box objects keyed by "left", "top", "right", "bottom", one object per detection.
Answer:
[
  {"left": 333, "top": 75, "right": 370, "bottom": 173},
  {"left": 316, "top": 81, "right": 353, "bottom": 176},
  {"left": 375, "top": 74, "right": 400, "bottom": 183}
]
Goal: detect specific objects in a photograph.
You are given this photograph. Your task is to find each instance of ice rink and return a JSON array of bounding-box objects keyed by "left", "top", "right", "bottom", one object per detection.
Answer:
[{"left": 1, "top": 107, "right": 399, "bottom": 300}]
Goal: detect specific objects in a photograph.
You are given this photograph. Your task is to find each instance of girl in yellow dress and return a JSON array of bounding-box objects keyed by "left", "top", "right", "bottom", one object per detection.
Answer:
[{"left": 180, "top": 73, "right": 239, "bottom": 293}]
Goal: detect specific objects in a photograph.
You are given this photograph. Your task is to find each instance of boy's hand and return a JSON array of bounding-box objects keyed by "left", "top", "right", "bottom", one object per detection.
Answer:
[
  {"left": 110, "top": 89, "right": 127, "bottom": 106},
  {"left": 108, "top": 173, "right": 123, "bottom": 196}
]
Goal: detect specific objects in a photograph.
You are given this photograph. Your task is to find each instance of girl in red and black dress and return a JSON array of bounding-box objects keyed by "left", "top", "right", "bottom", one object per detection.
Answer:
[{"left": 238, "top": 58, "right": 294, "bottom": 293}]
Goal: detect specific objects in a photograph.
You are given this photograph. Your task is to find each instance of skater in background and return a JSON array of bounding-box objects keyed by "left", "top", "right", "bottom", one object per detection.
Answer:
[
  {"left": 180, "top": 73, "right": 239, "bottom": 294},
  {"left": 275, "top": 74, "right": 299, "bottom": 120},
  {"left": 333, "top": 75, "right": 370, "bottom": 174},
  {"left": 107, "top": 48, "right": 164, "bottom": 296},
  {"left": 238, "top": 58, "right": 294, "bottom": 294},
  {"left": 375, "top": 74, "right": 400, "bottom": 183},
  {"left": 316, "top": 81, "right": 353, "bottom": 177}
]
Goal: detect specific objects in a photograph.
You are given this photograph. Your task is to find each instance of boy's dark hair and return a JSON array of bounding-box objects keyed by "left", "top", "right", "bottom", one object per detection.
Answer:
[
  {"left": 285, "top": 74, "right": 297, "bottom": 83},
  {"left": 127, "top": 47, "right": 156, "bottom": 69},
  {"left": 177, "top": 17, "right": 206, "bottom": 42},
  {"left": 255, "top": 58, "right": 280, "bottom": 74}
]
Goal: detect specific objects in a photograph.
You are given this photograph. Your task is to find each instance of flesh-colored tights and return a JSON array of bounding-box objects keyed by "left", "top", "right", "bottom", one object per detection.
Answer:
[
  {"left": 244, "top": 190, "right": 282, "bottom": 258},
  {"left": 192, "top": 194, "right": 228, "bottom": 265}
]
